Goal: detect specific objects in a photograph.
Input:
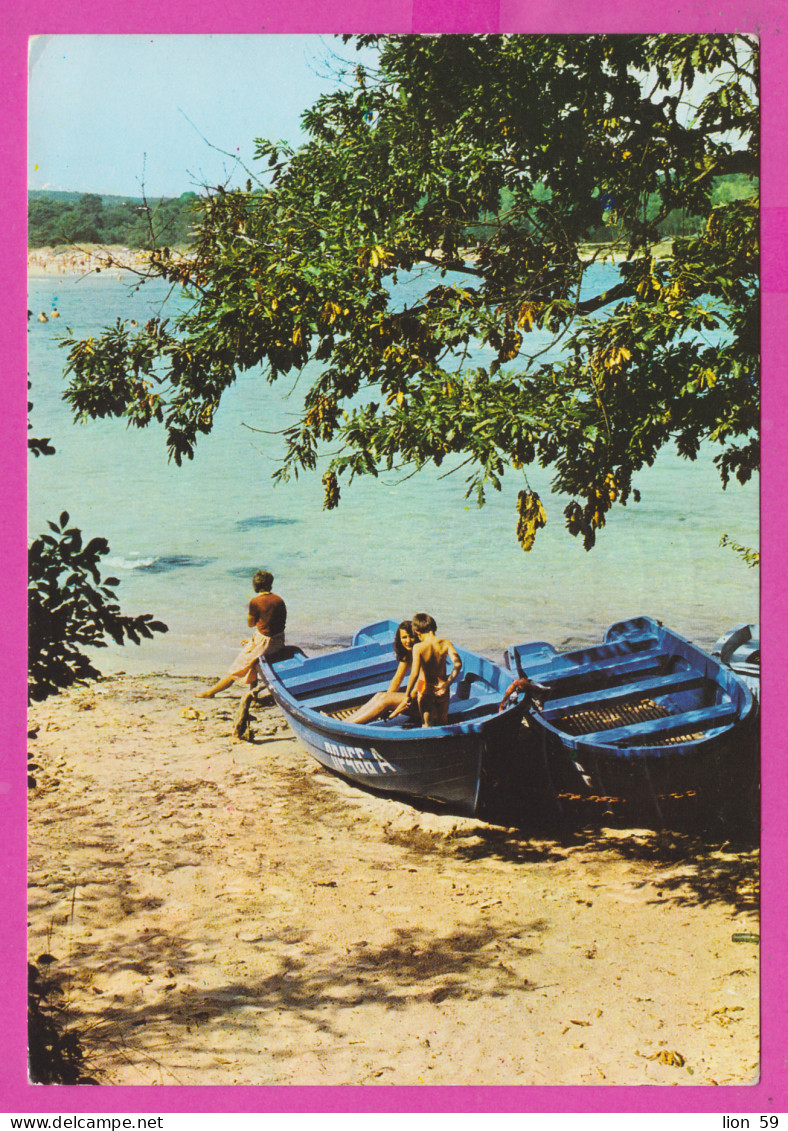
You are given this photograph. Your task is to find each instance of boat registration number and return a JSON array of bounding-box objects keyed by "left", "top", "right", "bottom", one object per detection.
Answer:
[{"left": 323, "top": 741, "right": 396, "bottom": 775}]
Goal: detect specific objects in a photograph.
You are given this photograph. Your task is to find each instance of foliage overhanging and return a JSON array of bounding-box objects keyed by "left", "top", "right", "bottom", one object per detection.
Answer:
[{"left": 61, "top": 34, "right": 759, "bottom": 550}]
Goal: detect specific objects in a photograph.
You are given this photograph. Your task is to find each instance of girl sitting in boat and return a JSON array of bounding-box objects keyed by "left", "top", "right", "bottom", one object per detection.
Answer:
[{"left": 346, "top": 620, "right": 417, "bottom": 724}]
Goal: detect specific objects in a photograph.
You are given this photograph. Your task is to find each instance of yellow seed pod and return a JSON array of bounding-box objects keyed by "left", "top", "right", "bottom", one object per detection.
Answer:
[
  {"left": 371, "top": 245, "right": 387, "bottom": 268},
  {"left": 500, "top": 331, "right": 523, "bottom": 361},
  {"left": 516, "top": 490, "right": 546, "bottom": 552},
  {"left": 322, "top": 470, "right": 340, "bottom": 511},
  {"left": 516, "top": 303, "right": 537, "bottom": 331},
  {"left": 322, "top": 301, "right": 340, "bottom": 326}
]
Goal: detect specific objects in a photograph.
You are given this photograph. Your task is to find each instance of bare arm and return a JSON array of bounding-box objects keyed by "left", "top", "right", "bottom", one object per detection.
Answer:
[
  {"left": 403, "top": 645, "right": 424, "bottom": 700},
  {"left": 445, "top": 641, "right": 462, "bottom": 685},
  {"left": 389, "top": 647, "right": 424, "bottom": 717},
  {"left": 387, "top": 659, "right": 409, "bottom": 693}
]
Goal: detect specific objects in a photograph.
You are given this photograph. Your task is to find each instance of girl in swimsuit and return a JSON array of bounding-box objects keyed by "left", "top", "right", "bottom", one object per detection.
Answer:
[{"left": 346, "top": 621, "right": 419, "bottom": 724}]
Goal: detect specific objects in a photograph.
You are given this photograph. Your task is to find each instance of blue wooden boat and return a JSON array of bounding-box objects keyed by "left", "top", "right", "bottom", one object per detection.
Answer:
[
  {"left": 505, "top": 616, "right": 757, "bottom": 819},
  {"left": 257, "top": 619, "right": 525, "bottom": 815},
  {"left": 712, "top": 623, "right": 760, "bottom": 700}
]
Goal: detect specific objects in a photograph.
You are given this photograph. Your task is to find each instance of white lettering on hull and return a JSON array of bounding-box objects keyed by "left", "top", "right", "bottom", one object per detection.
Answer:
[{"left": 323, "top": 741, "right": 397, "bottom": 775}]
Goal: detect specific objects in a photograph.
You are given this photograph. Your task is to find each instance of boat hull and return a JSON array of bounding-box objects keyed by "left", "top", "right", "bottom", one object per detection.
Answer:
[
  {"left": 259, "top": 620, "right": 523, "bottom": 815},
  {"left": 505, "top": 616, "right": 758, "bottom": 821}
]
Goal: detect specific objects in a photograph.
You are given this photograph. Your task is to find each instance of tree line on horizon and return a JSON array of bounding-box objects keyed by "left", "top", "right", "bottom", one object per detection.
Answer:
[
  {"left": 27, "top": 190, "right": 200, "bottom": 249},
  {"left": 28, "top": 172, "right": 755, "bottom": 251}
]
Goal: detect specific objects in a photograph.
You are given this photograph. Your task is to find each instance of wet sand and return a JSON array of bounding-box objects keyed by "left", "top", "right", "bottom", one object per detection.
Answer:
[{"left": 27, "top": 672, "right": 759, "bottom": 1087}]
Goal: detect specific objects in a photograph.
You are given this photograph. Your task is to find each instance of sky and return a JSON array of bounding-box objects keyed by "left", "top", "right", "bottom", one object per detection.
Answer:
[
  {"left": 28, "top": 33, "right": 752, "bottom": 203},
  {"left": 28, "top": 35, "right": 378, "bottom": 198}
]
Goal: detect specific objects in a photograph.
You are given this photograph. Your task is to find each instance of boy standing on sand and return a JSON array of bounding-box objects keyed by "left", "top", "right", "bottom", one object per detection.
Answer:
[{"left": 390, "top": 613, "right": 462, "bottom": 727}]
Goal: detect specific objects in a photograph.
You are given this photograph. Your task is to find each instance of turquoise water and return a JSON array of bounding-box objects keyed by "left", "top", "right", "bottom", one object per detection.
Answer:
[{"left": 27, "top": 267, "right": 759, "bottom": 677}]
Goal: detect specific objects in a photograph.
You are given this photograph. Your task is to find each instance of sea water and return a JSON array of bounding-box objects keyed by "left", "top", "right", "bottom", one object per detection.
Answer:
[{"left": 27, "top": 264, "right": 759, "bottom": 677}]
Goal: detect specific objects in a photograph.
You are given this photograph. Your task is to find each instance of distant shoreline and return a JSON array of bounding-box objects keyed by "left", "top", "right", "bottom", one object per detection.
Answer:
[
  {"left": 27, "top": 244, "right": 159, "bottom": 279},
  {"left": 28, "top": 238, "right": 676, "bottom": 281}
]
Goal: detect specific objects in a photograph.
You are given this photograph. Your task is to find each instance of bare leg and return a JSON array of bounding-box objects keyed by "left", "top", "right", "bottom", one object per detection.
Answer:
[
  {"left": 421, "top": 708, "right": 447, "bottom": 727},
  {"left": 347, "top": 691, "right": 405, "bottom": 724},
  {"left": 196, "top": 674, "right": 236, "bottom": 698},
  {"left": 418, "top": 690, "right": 449, "bottom": 728},
  {"left": 233, "top": 689, "right": 256, "bottom": 738}
]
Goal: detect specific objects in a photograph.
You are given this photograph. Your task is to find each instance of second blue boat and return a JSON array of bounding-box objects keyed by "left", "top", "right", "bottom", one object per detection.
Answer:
[{"left": 505, "top": 615, "right": 758, "bottom": 820}]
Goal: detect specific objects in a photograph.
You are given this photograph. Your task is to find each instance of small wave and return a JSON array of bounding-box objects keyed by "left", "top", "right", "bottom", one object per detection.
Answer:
[
  {"left": 235, "top": 515, "right": 299, "bottom": 530},
  {"left": 107, "top": 554, "right": 214, "bottom": 573},
  {"left": 107, "top": 555, "right": 157, "bottom": 571}
]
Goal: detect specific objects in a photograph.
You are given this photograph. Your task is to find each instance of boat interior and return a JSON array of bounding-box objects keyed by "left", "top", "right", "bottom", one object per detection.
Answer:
[
  {"left": 507, "top": 623, "right": 749, "bottom": 749},
  {"left": 265, "top": 638, "right": 509, "bottom": 728}
]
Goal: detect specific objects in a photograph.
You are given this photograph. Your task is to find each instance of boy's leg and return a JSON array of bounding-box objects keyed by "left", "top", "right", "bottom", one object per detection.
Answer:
[{"left": 196, "top": 674, "right": 236, "bottom": 698}]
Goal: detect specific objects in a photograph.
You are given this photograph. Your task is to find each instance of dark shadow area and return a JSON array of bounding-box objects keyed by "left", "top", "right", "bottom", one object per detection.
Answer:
[
  {"left": 380, "top": 807, "right": 758, "bottom": 916},
  {"left": 576, "top": 827, "right": 759, "bottom": 917},
  {"left": 28, "top": 961, "right": 99, "bottom": 1084},
  {"left": 63, "top": 920, "right": 544, "bottom": 1063},
  {"left": 479, "top": 721, "right": 761, "bottom": 845},
  {"left": 139, "top": 554, "right": 215, "bottom": 573}
]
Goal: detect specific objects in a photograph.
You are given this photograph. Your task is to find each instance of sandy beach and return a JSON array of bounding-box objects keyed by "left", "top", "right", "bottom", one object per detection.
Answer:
[
  {"left": 27, "top": 239, "right": 659, "bottom": 284},
  {"left": 27, "top": 672, "right": 759, "bottom": 1088},
  {"left": 28, "top": 245, "right": 163, "bottom": 280}
]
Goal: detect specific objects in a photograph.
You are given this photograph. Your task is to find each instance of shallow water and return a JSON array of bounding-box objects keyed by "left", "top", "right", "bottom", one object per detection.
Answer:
[{"left": 28, "top": 268, "right": 759, "bottom": 677}]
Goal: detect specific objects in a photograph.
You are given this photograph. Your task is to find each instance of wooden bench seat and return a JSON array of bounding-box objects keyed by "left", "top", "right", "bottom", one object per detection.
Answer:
[
  {"left": 578, "top": 703, "right": 737, "bottom": 748},
  {"left": 543, "top": 670, "right": 705, "bottom": 719},
  {"left": 525, "top": 648, "right": 667, "bottom": 689}
]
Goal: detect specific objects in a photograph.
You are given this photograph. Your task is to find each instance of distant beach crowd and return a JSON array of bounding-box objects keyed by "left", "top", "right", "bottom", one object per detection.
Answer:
[
  {"left": 28, "top": 241, "right": 662, "bottom": 283},
  {"left": 27, "top": 245, "right": 156, "bottom": 279}
]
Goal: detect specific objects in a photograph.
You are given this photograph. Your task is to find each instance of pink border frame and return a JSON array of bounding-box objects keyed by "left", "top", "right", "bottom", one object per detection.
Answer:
[{"left": 4, "top": 0, "right": 784, "bottom": 1114}]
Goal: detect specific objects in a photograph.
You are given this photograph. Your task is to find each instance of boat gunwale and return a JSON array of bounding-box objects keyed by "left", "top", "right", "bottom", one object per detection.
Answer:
[
  {"left": 262, "top": 677, "right": 519, "bottom": 745},
  {"left": 259, "top": 628, "right": 524, "bottom": 746}
]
